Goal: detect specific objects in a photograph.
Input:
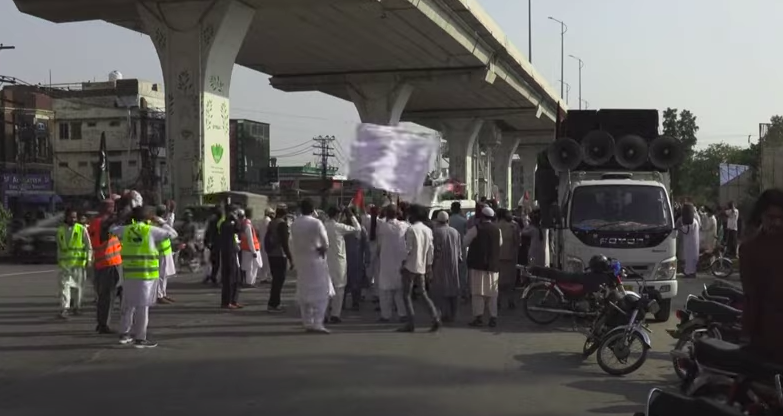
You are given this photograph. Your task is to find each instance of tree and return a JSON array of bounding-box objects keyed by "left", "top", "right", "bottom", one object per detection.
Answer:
[{"left": 663, "top": 108, "right": 700, "bottom": 196}]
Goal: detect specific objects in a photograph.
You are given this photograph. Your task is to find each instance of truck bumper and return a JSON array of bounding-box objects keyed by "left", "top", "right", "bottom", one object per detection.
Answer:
[{"left": 623, "top": 279, "right": 678, "bottom": 300}]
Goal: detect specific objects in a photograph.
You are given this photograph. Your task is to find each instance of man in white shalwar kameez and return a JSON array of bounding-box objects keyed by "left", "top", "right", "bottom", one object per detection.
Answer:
[
  {"left": 254, "top": 208, "right": 275, "bottom": 284},
  {"left": 156, "top": 205, "right": 177, "bottom": 303},
  {"left": 324, "top": 206, "right": 361, "bottom": 323},
  {"left": 677, "top": 203, "right": 700, "bottom": 278},
  {"left": 111, "top": 206, "right": 178, "bottom": 348},
  {"left": 239, "top": 208, "right": 263, "bottom": 286},
  {"left": 291, "top": 199, "right": 333, "bottom": 334},
  {"left": 375, "top": 204, "right": 409, "bottom": 322},
  {"left": 56, "top": 208, "right": 93, "bottom": 319}
]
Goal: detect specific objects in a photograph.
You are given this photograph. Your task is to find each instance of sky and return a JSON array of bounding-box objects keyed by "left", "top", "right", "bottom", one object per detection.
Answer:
[{"left": 1, "top": 0, "right": 781, "bottom": 169}]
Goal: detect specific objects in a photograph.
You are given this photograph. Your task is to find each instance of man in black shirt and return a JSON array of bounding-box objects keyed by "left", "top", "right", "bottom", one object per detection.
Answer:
[
  {"left": 203, "top": 205, "right": 224, "bottom": 286},
  {"left": 265, "top": 205, "right": 294, "bottom": 313}
]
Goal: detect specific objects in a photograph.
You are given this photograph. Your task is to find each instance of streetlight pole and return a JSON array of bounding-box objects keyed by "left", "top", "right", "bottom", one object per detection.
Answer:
[
  {"left": 548, "top": 17, "right": 567, "bottom": 101},
  {"left": 569, "top": 54, "right": 584, "bottom": 109},
  {"left": 558, "top": 80, "right": 571, "bottom": 105},
  {"left": 528, "top": 0, "right": 532, "bottom": 63},
  {"left": 581, "top": 99, "right": 590, "bottom": 109}
]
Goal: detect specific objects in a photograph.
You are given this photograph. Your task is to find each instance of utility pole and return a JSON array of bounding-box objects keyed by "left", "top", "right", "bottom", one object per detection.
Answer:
[
  {"left": 548, "top": 17, "right": 567, "bottom": 100},
  {"left": 528, "top": 0, "right": 532, "bottom": 63},
  {"left": 312, "top": 135, "right": 336, "bottom": 209}
]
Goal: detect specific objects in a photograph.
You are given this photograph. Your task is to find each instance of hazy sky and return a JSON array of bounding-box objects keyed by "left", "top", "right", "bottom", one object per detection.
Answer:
[{"left": 2, "top": 0, "right": 780, "bottom": 168}]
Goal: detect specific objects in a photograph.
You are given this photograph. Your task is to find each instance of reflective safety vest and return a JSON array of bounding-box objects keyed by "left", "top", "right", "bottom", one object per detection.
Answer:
[
  {"left": 88, "top": 217, "right": 122, "bottom": 269},
  {"left": 158, "top": 238, "right": 172, "bottom": 257},
  {"left": 57, "top": 224, "right": 88, "bottom": 268},
  {"left": 121, "top": 223, "right": 160, "bottom": 280},
  {"left": 239, "top": 219, "right": 261, "bottom": 251}
]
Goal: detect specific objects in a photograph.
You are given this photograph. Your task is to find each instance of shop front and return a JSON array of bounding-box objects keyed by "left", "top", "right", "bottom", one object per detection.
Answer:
[{"left": 1, "top": 172, "right": 60, "bottom": 217}]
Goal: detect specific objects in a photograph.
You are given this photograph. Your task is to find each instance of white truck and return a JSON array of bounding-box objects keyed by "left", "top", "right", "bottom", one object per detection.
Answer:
[{"left": 553, "top": 170, "right": 677, "bottom": 321}]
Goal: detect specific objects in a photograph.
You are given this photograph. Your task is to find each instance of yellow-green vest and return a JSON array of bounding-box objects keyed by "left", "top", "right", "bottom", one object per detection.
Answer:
[
  {"left": 121, "top": 223, "right": 160, "bottom": 280},
  {"left": 57, "top": 224, "right": 88, "bottom": 268},
  {"left": 158, "top": 238, "right": 172, "bottom": 256}
]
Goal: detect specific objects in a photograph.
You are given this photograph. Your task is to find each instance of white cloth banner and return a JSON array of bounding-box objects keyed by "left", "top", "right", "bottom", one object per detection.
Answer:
[{"left": 348, "top": 124, "right": 439, "bottom": 200}]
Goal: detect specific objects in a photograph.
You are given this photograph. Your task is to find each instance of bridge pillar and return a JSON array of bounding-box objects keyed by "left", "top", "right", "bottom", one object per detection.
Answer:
[
  {"left": 517, "top": 144, "right": 547, "bottom": 206},
  {"left": 478, "top": 123, "right": 502, "bottom": 200},
  {"left": 138, "top": 0, "right": 254, "bottom": 206},
  {"left": 348, "top": 81, "right": 414, "bottom": 125},
  {"left": 441, "top": 119, "right": 483, "bottom": 199},
  {"left": 492, "top": 135, "right": 522, "bottom": 208}
]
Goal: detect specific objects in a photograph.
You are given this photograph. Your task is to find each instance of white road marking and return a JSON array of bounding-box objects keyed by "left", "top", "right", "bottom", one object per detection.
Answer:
[{"left": 0, "top": 269, "right": 57, "bottom": 277}]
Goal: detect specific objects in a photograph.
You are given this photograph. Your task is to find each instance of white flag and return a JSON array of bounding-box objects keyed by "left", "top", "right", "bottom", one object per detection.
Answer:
[{"left": 348, "top": 124, "right": 439, "bottom": 201}]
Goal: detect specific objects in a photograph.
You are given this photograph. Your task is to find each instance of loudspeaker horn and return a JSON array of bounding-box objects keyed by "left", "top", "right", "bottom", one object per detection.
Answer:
[
  {"left": 581, "top": 130, "right": 616, "bottom": 166},
  {"left": 649, "top": 135, "right": 684, "bottom": 170},
  {"left": 614, "top": 134, "right": 649, "bottom": 169},
  {"left": 547, "top": 138, "right": 583, "bottom": 172}
]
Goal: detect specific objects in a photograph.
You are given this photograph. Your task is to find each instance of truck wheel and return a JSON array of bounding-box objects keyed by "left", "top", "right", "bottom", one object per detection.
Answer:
[{"left": 653, "top": 299, "right": 672, "bottom": 322}]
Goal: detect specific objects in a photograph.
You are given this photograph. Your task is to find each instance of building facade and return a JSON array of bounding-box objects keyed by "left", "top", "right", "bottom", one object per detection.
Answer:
[
  {"left": 51, "top": 77, "right": 166, "bottom": 201},
  {"left": 229, "top": 119, "right": 270, "bottom": 193},
  {"left": 0, "top": 86, "right": 57, "bottom": 215}
]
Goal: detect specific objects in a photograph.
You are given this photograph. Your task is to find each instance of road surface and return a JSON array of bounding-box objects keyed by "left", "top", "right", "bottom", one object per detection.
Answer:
[{"left": 0, "top": 265, "right": 719, "bottom": 416}]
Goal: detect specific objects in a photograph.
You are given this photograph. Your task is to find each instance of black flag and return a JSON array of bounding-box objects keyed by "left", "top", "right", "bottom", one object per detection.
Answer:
[{"left": 94, "top": 132, "right": 110, "bottom": 201}]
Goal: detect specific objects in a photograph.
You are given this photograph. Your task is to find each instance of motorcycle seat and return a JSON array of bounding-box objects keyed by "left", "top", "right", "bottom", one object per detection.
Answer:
[
  {"left": 685, "top": 297, "right": 741, "bottom": 321},
  {"left": 694, "top": 338, "right": 783, "bottom": 380},
  {"left": 647, "top": 389, "right": 744, "bottom": 416},
  {"left": 527, "top": 266, "right": 586, "bottom": 283},
  {"left": 705, "top": 285, "right": 744, "bottom": 302}
]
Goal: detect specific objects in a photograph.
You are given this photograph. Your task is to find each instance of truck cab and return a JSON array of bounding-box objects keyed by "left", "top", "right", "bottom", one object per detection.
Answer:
[{"left": 558, "top": 172, "right": 677, "bottom": 321}]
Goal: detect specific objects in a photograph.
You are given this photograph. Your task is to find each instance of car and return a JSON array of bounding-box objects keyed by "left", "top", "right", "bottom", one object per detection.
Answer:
[{"left": 12, "top": 211, "right": 98, "bottom": 263}]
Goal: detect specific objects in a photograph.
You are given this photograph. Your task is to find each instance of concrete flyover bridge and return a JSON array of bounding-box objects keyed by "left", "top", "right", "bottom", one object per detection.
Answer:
[{"left": 15, "top": 0, "right": 566, "bottom": 206}]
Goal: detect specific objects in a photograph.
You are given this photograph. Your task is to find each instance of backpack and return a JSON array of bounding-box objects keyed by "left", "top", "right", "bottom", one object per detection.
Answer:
[{"left": 264, "top": 220, "right": 280, "bottom": 253}]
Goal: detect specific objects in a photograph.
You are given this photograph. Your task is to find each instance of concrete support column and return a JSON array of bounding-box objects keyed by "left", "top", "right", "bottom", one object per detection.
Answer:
[
  {"left": 492, "top": 136, "right": 522, "bottom": 208},
  {"left": 138, "top": 0, "right": 254, "bottom": 206},
  {"left": 517, "top": 144, "right": 546, "bottom": 204},
  {"left": 478, "top": 123, "right": 501, "bottom": 200},
  {"left": 441, "top": 119, "right": 483, "bottom": 199},
  {"left": 348, "top": 81, "right": 414, "bottom": 125}
]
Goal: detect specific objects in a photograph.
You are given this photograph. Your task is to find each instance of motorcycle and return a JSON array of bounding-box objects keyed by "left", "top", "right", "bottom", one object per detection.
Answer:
[
  {"left": 668, "top": 288, "right": 743, "bottom": 379},
  {"left": 520, "top": 264, "right": 622, "bottom": 326},
  {"left": 631, "top": 387, "right": 746, "bottom": 416},
  {"left": 682, "top": 337, "right": 783, "bottom": 415},
  {"left": 594, "top": 273, "right": 660, "bottom": 376},
  {"left": 697, "top": 242, "right": 734, "bottom": 278},
  {"left": 175, "top": 240, "right": 204, "bottom": 274},
  {"left": 582, "top": 264, "right": 642, "bottom": 358},
  {"left": 701, "top": 283, "right": 744, "bottom": 310}
]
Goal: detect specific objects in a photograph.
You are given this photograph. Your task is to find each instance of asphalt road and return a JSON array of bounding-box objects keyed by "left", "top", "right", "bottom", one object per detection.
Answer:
[{"left": 0, "top": 266, "right": 726, "bottom": 416}]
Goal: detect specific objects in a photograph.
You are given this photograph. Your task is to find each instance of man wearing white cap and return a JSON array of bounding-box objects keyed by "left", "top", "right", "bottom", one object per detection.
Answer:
[{"left": 464, "top": 206, "right": 503, "bottom": 328}]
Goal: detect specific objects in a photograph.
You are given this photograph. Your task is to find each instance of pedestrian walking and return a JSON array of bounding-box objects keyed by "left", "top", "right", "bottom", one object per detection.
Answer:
[
  {"left": 431, "top": 211, "right": 461, "bottom": 323},
  {"left": 56, "top": 208, "right": 92, "bottom": 319},
  {"left": 89, "top": 199, "right": 122, "bottom": 333},
  {"left": 398, "top": 204, "right": 440, "bottom": 333},
  {"left": 465, "top": 206, "right": 502, "bottom": 328}
]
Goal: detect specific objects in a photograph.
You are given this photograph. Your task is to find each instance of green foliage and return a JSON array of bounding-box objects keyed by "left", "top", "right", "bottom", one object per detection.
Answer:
[
  {"left": 663, "top": 108, "right": 700, "bottom": 196},
  {"left": 0, "top": 205, "right": 11, "bottom": 250}
]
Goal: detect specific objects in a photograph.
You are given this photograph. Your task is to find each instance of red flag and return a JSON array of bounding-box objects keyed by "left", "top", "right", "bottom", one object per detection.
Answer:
[{"left": 352, "top": 189, "right": 365, "bottom": 211}]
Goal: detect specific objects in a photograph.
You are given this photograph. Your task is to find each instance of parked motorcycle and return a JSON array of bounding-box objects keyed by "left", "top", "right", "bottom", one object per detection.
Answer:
[
  {"left": 702, "top": 283, "right": 744, "bottom": 310},
  {"left": 668, "top": 288, "right": 743, "bottom": 379},
  {"left": 683, "top": 337, "right": 783, "bottom": 414},
  {"left": 697, "top": 242, "right": 734, "bottom": 278},
  {"left": 631, "top": 388, "right": 746, "bottom": 416},
  {"left": 594, "top": 274, "right": 660, "bottom": 376},
  {"left": 521, "top": 262, "right": 622, "bottom": 326},
  {"left": 583, "top": 265, "right": 643, "bottom": 358}
]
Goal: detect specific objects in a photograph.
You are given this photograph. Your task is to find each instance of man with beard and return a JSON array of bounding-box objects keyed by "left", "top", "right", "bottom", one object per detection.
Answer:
[{"left": 203, "top": 205, "right": 224, "bottom": 286}]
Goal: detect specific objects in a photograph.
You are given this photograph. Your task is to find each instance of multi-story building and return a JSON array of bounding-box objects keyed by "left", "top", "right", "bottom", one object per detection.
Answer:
[
  {"left": 0, "top": 85, "right": 56, "bottom": 215},
  {"left": 229, "top": 119, "right": 271, "bottom": 193},
  {"left": 50, "top": 74, "right": 167, "bottom": 202}
]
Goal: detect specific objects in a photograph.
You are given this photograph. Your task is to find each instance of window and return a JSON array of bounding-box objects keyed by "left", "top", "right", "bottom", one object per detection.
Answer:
[
  {"left": 128, "top": 160, "right": 137, "bottom": 167},
  {"left": 569, "top": 185, "right": 672, "bottom": 232},
  {"left": 59, "top": 122, "right": 69, "bottom": 140},
  {"left": 109, "top": 161, "right": 122, "bottom": 179},
  {"left": 109, "top": 120, "right": 121, "bottom": 127},
  {"left": 78, "top": 161, "right": 88, "bottom": 167},
  {"left": 70, "top": 122, "right": 82, "bottom": 140},
  {"left": 87, "top": 121, "right": 97, "bottom": 127},
  {"left": 58, "top": 162, "right": 69, "bottom": 168}
]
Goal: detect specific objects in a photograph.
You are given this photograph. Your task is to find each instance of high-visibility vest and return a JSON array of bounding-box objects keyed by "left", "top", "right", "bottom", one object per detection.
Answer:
[
  {"left": 157, "top": 238, "right": 172, "bottom": 257},
  {"left": 88, "top": 217, "right": 122, "bottom": 269},
  {"left": 239, "top": 219, "right": 261, "bottom": 251},
  {"left": 121, "top": 223, "right": 160, "bottom": 280},
  {"left": 57, "top": 224, "right": 88, "bottom": 268}
]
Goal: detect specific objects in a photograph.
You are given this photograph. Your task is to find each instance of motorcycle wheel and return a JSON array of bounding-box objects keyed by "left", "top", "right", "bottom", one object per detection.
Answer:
[
  {"left": 672, "top": 330, "right": 695, "bottom": 380},
  {"left": 710, "top": 258, "right": 733, "bottom": 278},
  {"left": 522, "top": 286, "right": 561, "bottom": 325},
  {"left": 582, "top": 336, "right": 600, "bottom": 358},
  {"left": 596, "top": 330, "right": 650, "bottom": 376}
]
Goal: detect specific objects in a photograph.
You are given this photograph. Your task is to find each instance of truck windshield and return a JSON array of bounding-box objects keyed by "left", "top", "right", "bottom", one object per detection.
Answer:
[{"left": 569, "top": 185, "right": 672, "bottom": 232}]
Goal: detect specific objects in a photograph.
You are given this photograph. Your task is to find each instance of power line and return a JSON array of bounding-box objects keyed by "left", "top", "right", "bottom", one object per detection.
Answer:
[{"left": 270, "top": 140, "right": 311, "bottom": 153}]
